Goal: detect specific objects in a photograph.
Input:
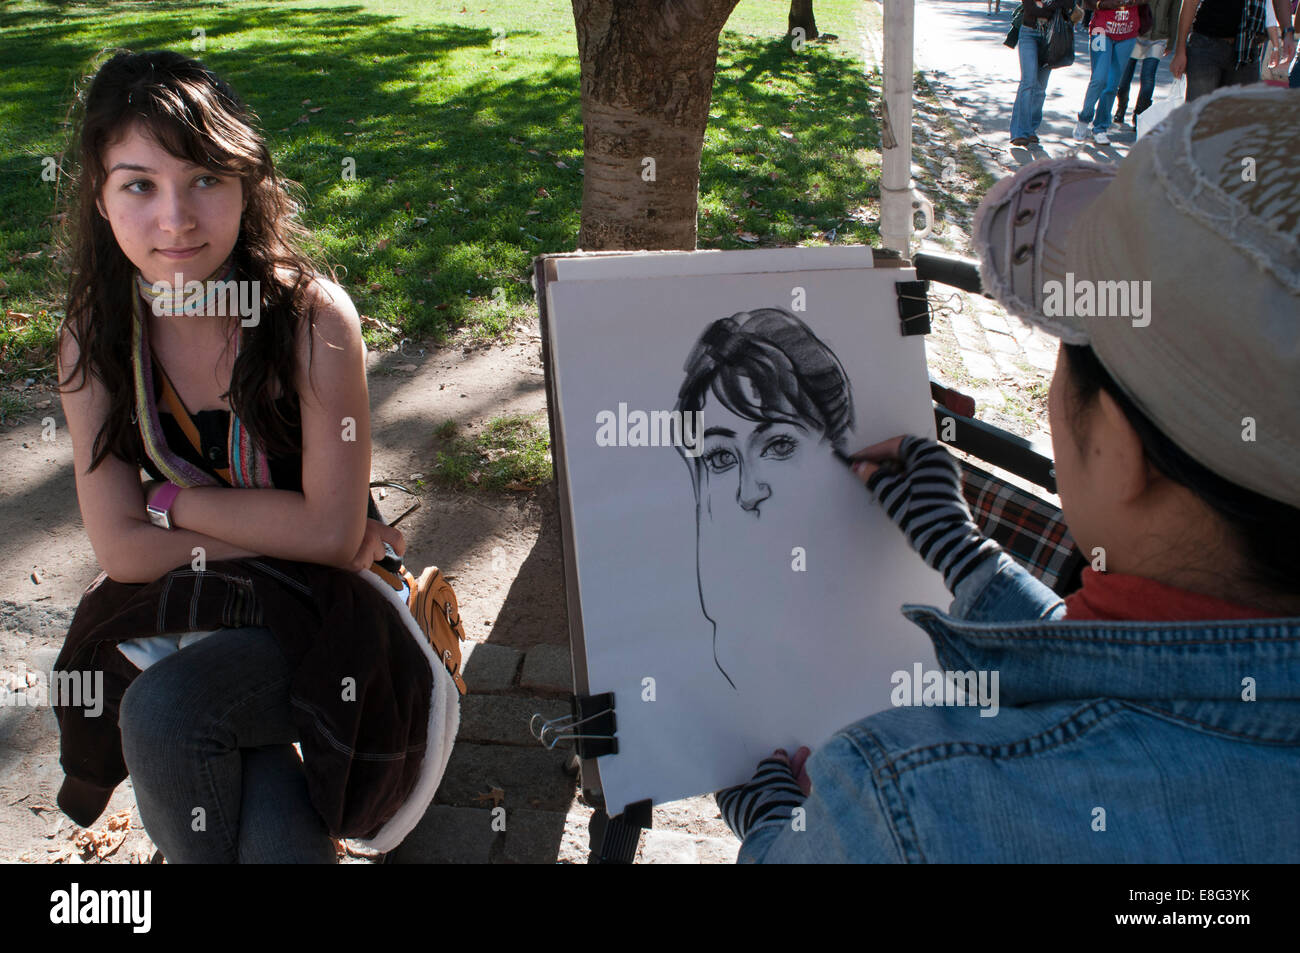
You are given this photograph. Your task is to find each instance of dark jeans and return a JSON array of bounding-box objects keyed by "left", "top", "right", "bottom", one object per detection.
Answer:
[
  {"left": 1185, "top": 31, "right": 1261, "bottom": 101},
  {"left": 1115, "top": 54, "right": 1160, "bottom": 119},
  {"left": 119, "top": 625, "right": 338, "bottom": 863}
]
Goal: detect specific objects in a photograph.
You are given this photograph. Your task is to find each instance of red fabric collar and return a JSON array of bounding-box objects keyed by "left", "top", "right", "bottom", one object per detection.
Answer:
[{"left": 1063, "top": 568, "right": 1285, "bottom": 621}]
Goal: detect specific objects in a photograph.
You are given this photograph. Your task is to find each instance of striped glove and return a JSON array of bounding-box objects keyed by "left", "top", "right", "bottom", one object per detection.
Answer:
[{"left": 864, "top": 436, "right": 1002, "bottom": 593}]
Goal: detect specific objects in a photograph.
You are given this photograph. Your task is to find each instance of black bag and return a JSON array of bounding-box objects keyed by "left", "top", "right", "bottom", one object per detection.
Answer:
[
  {"left": 1004, "top": 3, "right": 1024, "bottom": 48},
  {"left": 1039, "top": 5, "right": 1075, "bottom": 69}
]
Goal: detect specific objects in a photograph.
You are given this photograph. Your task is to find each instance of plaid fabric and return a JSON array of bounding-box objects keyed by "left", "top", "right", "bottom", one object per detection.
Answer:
[
  {"left": 959, "top": 459, "right": 1085, "bottom": 595},
  {"left": 1238, "top": 0, "right": 1267, "bottom": 68}
]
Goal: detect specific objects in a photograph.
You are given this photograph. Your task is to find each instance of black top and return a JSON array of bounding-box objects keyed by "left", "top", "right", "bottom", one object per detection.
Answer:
[
  {"left": 1024, "top": 0, "right": 1074, "bottom": 27},
  {"left": 139, "top": 353, "right": 303, "bottom": 492},
  {"left": 1193, "top": 0, "right": 1246, "bottom": 38}
]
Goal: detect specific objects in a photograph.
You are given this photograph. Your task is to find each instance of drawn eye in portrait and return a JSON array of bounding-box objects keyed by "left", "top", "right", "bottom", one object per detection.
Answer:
[{"left": 673, "top": 308, "right": 854, "bottom": 690}]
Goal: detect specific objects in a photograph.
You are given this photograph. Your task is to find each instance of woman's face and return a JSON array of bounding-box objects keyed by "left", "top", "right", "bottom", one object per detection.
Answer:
[
  {"left": 693, "top": 379, "right": 848, "bottom": 665},
  {"left": 96, "top": 121, "right": 244, "bottom": 288},
  {"left": 697, "top": 379, "right": 829, "bottom": 516}
]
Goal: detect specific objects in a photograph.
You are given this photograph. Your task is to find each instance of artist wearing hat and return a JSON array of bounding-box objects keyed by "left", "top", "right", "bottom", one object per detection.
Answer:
[{"left": 716, "top": 85, "right": 1300, "bottom": 863}]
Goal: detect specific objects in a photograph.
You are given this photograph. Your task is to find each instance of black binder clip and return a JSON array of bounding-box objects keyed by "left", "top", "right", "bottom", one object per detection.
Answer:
[
  {"left": 529, "top": 692, "right": 618, "bottom": 758},
  {"left": 896, "top": 279, "right": 932, "bottom": 336}
]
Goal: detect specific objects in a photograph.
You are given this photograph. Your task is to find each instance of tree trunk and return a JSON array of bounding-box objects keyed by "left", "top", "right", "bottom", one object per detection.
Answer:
[
  {"left": 788, "top": 0, "right": 818, "bottom": 40},
  {"left": 572, "top": 0, "right": 741, "bottom": 251}
]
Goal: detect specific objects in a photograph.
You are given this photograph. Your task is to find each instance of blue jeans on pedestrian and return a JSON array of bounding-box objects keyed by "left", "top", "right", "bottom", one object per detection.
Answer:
[
  {"left": 1114, "top": 51, "right": 1160, "bottom": 119},
  {"left": 1010, "top": 26, "right": 1051, "bottom": 140},
  {"left": 1078, "top": 32, "right": 1138, "bottom": 133},
  {"left": 119, "top": 625, "right": 338, "bottom": 863}
]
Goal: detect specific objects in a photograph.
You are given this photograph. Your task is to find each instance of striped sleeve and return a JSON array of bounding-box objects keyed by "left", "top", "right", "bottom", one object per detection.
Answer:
[{"left": 715, "top": 756, "right": 807, "bottom": 841}]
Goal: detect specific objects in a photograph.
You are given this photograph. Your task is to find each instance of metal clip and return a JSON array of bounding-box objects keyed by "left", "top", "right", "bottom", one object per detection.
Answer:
[{"left": 529, "top": 709, "right": 614, "bottom": 751}]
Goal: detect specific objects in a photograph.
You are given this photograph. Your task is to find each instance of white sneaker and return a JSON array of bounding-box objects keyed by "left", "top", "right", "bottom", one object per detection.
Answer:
[
  {"left": 1073, "top": 121, "right": 1090, "bottom": 140},
  {"left": 1094, "top": 130, "right": 1111, "bottom": 145}
]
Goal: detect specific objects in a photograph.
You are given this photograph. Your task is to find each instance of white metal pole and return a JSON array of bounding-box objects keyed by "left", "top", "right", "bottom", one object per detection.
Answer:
[{"left": 880, "top": 0, "right": 916, "bottom": 257}]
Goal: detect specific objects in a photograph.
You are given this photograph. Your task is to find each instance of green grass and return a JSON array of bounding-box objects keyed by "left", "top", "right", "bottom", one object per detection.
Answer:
[
  {"left": 433, "top": 412, "right": 551, "bottom": 491},
  {"left": 1, "top": 0, "right": 880, "bottom": 405}
]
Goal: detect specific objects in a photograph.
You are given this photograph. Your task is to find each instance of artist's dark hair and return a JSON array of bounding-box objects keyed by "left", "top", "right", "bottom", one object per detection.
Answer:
[
  {"left": 1062, "top": 343, "right": 1300, "bottom": 601},
  {"left": 674, "top": 308, "right": 854, "bottom": 480},
  {"left": 55, "top": 49, "right": 334, "bottom": 474}
]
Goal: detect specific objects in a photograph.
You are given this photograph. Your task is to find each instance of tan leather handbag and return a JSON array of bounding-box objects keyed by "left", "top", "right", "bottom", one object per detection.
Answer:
[{"left": 366, "top": 485, "right": 468, "bottom": 696}]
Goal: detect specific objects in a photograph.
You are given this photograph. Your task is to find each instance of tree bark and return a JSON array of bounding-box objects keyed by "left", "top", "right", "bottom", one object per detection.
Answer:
[
  {"left": 788, "top": 0, "right": 819, "bottom": 40},
  {"left": 572, "top": 0, "right": 741, "bottom": 251}
]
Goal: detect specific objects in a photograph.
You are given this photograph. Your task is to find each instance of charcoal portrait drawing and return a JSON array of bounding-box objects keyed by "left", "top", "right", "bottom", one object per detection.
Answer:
[{"left": 674, "top": 308, "right": 855, "bottom": 690}]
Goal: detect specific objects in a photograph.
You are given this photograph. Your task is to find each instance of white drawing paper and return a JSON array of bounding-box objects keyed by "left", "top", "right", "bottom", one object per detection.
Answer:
[{"left": 542, "top": 248, "right": 952, "bottom": 814}]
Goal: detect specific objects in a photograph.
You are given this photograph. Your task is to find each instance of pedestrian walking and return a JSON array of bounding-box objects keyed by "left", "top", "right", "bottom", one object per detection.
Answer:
[
  {"left": 1075, "top": 0, "right": 1142, "bottom": 144},
  {"left": 1113, "top": 0, "right": 1181, "bottom": 126},
  {"left": 1170, "top": 0, "right": 1295, "bottom": 99},
  {"left": 1009, "top": 0, "right": 1082, "bottom": 146}
]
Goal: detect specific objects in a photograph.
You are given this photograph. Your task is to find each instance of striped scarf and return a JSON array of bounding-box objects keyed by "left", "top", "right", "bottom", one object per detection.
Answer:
[{"left": 131, "top": 262, "right": 274, "bottom": 489}]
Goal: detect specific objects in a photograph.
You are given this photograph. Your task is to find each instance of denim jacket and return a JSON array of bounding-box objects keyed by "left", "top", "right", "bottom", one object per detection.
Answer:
[{"left": 735, "top": 552, "right": 1300, "bottom": 863}]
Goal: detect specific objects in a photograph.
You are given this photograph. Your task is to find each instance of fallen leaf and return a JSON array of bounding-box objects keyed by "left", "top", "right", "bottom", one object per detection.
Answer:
[
  {"left": 376, "top": 239, "right": 390, "bottom": 251},
  {"left": 474, "top": 786, "right": 505, "bottom": 807},
  {"left": 369, "top": 283, "right": 384, "bottom": 292},
  {"left": 736, "top": 231, "right": 760, "bottom": 243},
  {"left": 73, "top": 809, "right": 132, "bottom": 859},
  {"left": 536, "top": 187, "right": 550, "bottom": 198},
  {"left": 309, "top": 106, "right": 324, "bottom": 113},
  {"left": 505, "top": 481, "right": 532, "bottom": 492},
  {"left": 527, "top": 149, "right": 540, "bottom": 156},
  {"left": 555, "top": 160, "right": 567, "bottom": 169}
]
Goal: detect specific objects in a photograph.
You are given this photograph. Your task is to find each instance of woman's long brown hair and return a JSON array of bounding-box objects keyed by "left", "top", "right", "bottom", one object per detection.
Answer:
[{"left": 57, "top": 48, "right": 335, "bottom": 474}]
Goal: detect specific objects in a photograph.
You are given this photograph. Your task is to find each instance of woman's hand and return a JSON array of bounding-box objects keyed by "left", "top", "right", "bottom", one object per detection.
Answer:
[
  {"left": 714, "top": 745, "right": 812, "bottom": 839},
  {"left": 347, "top": 518, "right": 406, "bottom": 573},
  {"left": 774, "top": 746, "right": 813, "bottom": 796},
  {"left": 848, "top": 435, "right": 1002, "bottom": 593},
  {"left": 1170, "top": 46, "right": 1186, "bottom": 76}
]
